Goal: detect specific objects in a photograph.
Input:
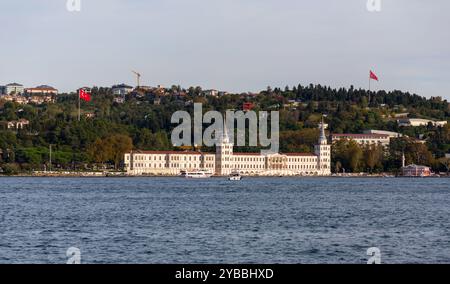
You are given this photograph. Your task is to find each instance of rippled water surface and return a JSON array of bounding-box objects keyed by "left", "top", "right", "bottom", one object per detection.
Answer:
[{"left": 0, "top": 177, "right": 449, "bottom": 263}]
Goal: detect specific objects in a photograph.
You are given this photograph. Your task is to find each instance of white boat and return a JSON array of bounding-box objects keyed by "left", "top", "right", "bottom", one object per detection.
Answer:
[
  {"left": 228, "top": 172, "right": 242, "bottom": 181},
  {"left": 181, "top": 170, "right": 213, "bottom": 179}
]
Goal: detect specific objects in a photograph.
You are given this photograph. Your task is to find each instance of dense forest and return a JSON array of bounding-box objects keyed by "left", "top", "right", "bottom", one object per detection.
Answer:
[{"left": 1, "top": 84, "right": 449, "bottom": 174}]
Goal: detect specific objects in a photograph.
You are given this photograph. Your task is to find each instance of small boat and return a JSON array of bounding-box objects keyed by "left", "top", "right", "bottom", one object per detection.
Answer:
[
  {"left": 181, "top": 170, "right": 213, "bottom": 179},
  {"left": 228, "top": 171, "right": 242, "bottom": 181}
]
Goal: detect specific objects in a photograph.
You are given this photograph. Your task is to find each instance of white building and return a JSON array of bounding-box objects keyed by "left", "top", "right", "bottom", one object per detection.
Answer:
[
  {"left": 112, "top": 84, "right": 133, "bottom": 96},
  {"left": 1, "top": 95, "right": 28, "bottom": 104},
  {"left": 125, "top": 123, "right": 331, "bottom": 176},
  {"left": 398, "top": 118, "right": 447, "bottom": 127},
  {"left": 28, "top": 95, "right": 55, "bottom": 105},
  {"left": 331, "top": 133, "right": 391, "bottom": 147},
  {"left": 7, "top": 119, "right": 30, "bottom": 130},
  {"left": 363, "top": 130, "right": 402, "bottom": 138},
  {"left": 203, "top": 89, "right": 219, "bottom": 97},
  {"left": 4, "top": 83, "right": 24, "bottom": 95},
  {"left": 25, "top": 85, "right": 58, "bottom": 95}
]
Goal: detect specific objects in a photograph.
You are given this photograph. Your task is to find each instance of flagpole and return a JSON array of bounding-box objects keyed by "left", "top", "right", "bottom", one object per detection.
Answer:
[
  {"left": 78, "top": 89, "right": 81, "bottom": 121},
  {"left": 368, "top": 72, "right": 371, "bottom": 105}
]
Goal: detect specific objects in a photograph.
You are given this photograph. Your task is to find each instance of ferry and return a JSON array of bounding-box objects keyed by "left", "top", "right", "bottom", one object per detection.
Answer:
[
  {"left": 181, "top": 170, "right": 213, "bottom": 179},
  {"left": 228, "top": 171, "right": 242, "bottom": 181}
]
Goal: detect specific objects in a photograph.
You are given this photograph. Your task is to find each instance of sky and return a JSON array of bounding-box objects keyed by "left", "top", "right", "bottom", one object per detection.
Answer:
[{"left": 0, "top": 0, "right": 449, "bottom": 99}]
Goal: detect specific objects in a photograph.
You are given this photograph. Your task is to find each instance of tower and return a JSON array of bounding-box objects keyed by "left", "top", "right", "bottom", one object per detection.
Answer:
[
  {"left": 215, "top": 126, "right": 234, "bottom": 176},
  {"left": 314, "top": 117, "right": 331, "bottom": 176}
]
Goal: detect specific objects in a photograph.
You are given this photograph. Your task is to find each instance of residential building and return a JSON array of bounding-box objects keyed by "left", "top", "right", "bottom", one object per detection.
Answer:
[
  {"left": 125, "top": 122, "right": 331, "bottom": 176},
  {"left": 153, "top": 98, "right": 161, "bottom": 105},
  {"left": 203, "top": 89, "right": 219, "bottom": 97},
  {"left": 284, "top": 99, "right": 301, "bottom": 108},
  {"left": 28, "top": 95, "right": 55, "bottom": 105},
  {"left": 331, "top": 133, "right": 391, "bottom": 147},
  {"left": 445, "top": 154, "right": 450, "bottom": 159},
  {"left": 402, "top": 164, "right": 431, "bottom": 177},
  {"left": 4, "top": 83, "right": 24, "bottom": 95},
  {"left": 113, "top": 97, "right": 125, "bottom": 104},
  {"left": 25, "top": 85, "right": 58, "bottom": 95},
  {"left": 393, "top": 113, "right": 409, "bottom": 118},
  {"left": 7, "top": 119, "right": 30, "bottom": 130},
  {"left": 1, "top": 95, "right": 28, "bottom": 104},
  {"left": 85, "top": 112, "right": 96, "bottom": 119},
  {"left": 363, "top": 130, "right": 402, "bottom": 138},
  {"left": 0, "top": 86, "right": 5, "bottom": 95},
  {"left": 112, "top": 84, "right": 133, "bottom": 96},
  {"left": 398, "top": 118, "right": 447, "bottom": 127}
]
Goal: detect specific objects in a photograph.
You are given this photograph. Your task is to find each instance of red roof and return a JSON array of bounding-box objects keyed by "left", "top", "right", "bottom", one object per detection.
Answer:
[
  {"left": 132, "top": 150, "right": 204, "bottom": 155},
  {"left": 129, "top": 151, "right": 316, "bottom": 157}
]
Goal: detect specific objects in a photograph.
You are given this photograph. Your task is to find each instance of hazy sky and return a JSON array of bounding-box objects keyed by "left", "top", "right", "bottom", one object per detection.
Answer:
[{"left": 0, "top": 0, "right": 449, "bottom": 99}]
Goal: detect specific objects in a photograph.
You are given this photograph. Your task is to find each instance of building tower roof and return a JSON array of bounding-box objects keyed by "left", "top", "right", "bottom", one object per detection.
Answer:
[
  {"left": 222, "top": 125, "right": 230, "bottom": 144},
  {"left": 319, "top": 116, "right": 327, "bottom": 145}
]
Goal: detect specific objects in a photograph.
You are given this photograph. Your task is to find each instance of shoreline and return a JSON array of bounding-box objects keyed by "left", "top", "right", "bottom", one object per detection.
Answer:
[{"left": 1, "top": 173, "right": 448, "bottom": 178}]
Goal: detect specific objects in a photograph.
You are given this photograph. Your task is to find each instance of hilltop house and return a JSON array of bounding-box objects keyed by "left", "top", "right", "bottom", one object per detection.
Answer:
[
  {"left": 7, "top": 119, "right": 30, "bottom": 130},
  {"left": 4, "top": 83, "right": 24, "bottom": 95},
  {"left": 112, "top": 84, "right": 133, "bottom": 96},
  {"left": 398, "top": 118, "right": 447, "bottom": 127},
  {"left": 331, "top": 133, "right": 391, "bottom": 147},
  {"left": 25, "top": 85, "right": 58, "bottom": 95}
]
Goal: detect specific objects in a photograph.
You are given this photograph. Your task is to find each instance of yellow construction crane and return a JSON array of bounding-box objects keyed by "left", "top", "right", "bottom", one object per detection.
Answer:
[{"left": 132, "top": 70, "right": 141, "bottom": 88}]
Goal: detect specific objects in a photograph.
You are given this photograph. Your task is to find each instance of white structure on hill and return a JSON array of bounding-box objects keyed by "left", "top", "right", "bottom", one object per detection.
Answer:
[
  {"left": 4, "top": 83, "right": 24, "bottom": 95},
  {"left": 112, "top": 84, "right": 133, "bottom": 96},
  {"left": 331, "top": 133, "right": 391, "bottom": 147},
  {"left": 124, "top": 122, "right": 331, "bottom": 176},
  {"left": 397, "top": 118, "right": 447, "bottom": 127}
]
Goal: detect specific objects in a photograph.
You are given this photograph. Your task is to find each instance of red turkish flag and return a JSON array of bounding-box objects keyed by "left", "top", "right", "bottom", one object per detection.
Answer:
[
  {"left": 79, "top": 89, "right": 91, "bottom": 102},
  {"left": 370, "top": 70, "right": 379, "bottom": 81}
]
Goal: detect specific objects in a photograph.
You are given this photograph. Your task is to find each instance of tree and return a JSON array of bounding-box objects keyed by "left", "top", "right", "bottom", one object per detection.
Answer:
[
  {"left": 332, "top": 139, "right": 363, "bottom": 173},
  {"left": 87, "top": 134, "right": 132, "bottom": 169},
  {"left": 87, "top": 138, "right": 112, "bottom": 164},
  {"left": 408, "top": 142, "right": 434, "bottom": 166},
  {"left": 438, "top": 157, "right": 450, "bottom": 174},
  {"left": 105, "top": 134, "right": 133, "bottom": 169},
  {"left": 348, "top": 141, "right": 363, "bottom": 172},
  {"left": 364, "top": 145, "right": 384, "bottom": 173}
]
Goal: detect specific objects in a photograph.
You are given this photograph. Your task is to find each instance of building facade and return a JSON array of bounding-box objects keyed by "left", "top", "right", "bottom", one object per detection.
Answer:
[
  {"left": 124, "top": 123, "right": 331, "bottom": 176},
  {"left": 203, "top": 89, "right": 219, "bottom": 97},
  {"left": 402, "top": 164, "right": 431, "bottom": 177},
  {"left": 331, "top": 133, "right": 391, "bottom": 147},
  {"left": 0, "top": 95, "right": 28, "bottom": 104},
  {"left": 4, "top": 83, "right": 24, "bottom": 95},
  {"left": 398, "top": 118, "right": 447, "bottom": 127},
  {"left": 25, "top": 85, "right": 58, "bottom": 95},
  {"left": 363, "top": 129, "right": 402, "bottom": 138},
  {"left": 7, "top": 119, "right": 30, "bottom": 130},
  {"left": 112, "top": 84, "right": 134, "bottom": 96}
]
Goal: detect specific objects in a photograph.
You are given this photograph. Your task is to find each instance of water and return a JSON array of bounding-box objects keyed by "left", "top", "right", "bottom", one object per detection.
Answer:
[{"left": 0, "top": 177, "right": 449, "bottom": 264}]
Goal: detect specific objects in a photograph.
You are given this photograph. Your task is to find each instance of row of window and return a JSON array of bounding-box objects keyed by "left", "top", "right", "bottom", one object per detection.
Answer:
[
  {"left": 134, "top": 163, "right": 215, "bottom": 169},
  {"left": 129, "top": 154, "right": 328, "bottom": 164},
  {"left": 130, "top": 155, "right": 215, "bottom": 162}
]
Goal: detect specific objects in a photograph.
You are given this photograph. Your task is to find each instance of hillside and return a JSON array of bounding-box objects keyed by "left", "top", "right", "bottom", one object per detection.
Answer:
[{"left": 1, "top": 84, "right": 449, "bottom": 174}]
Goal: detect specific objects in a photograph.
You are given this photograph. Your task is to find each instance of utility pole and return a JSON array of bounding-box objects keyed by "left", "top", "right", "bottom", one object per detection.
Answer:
[
  {"left": 49, "top": 144, "right": 52, "bottom": 172},
  {"left": 78, "top": 90, "right": 81, "bottom": 121}
]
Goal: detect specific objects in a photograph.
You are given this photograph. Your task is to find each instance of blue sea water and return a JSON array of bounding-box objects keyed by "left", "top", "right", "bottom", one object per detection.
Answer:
[{"left": 0, "top": 177, "right": 449, "bottom": 264}]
